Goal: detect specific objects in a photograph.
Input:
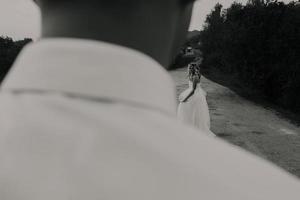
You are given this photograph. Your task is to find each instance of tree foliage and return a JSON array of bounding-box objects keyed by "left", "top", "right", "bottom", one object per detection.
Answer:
[
  {"left": 200, "top": 0, "right": 300, "bottom": 112},
  {"left": 170, "top": 31, "right": 202, "bottom": 69},
  {"left": 0, "top": 36, "right": 32, "bottom": 82}
]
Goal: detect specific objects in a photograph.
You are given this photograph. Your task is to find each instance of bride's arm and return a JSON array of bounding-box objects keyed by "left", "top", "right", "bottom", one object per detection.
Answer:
[
  {"left": 181, "top": 90, "right": 195, "bottom": 103},
  {"left": 180, "top": 79, "right": 198, "bottom": 103}
]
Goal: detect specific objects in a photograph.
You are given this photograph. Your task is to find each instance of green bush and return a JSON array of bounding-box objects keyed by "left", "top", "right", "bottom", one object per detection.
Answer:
[
  {"left": 200, "top": 0, "right": 300, "bottom": 112},
  {"left": 0, "top": 36, "right": 32, "bottom": 82},
  {"left": 170, "top": 31, "right": 202, "bottom": 69}
]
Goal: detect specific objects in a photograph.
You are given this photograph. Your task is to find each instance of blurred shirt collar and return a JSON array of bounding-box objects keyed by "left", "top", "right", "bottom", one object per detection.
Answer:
[{"left": 1, "top": 38, "right": 177, "bottom": 116}]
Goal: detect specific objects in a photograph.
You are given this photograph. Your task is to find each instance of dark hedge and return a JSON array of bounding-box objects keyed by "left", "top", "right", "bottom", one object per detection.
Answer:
[
  {"left": 0, "top": 37, "right": 32, "bottom": 83},
  {"left": 199, "top": 0, "right": 300, "bottom": 113}
]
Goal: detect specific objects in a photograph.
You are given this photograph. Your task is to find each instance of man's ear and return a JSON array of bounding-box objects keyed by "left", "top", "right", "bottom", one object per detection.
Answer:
[
  {"left": 181, "top": 0, "right": 196, "bottom": 5},
  {"left": 33, "top": 0, "right": 40, "bottom": 5}
]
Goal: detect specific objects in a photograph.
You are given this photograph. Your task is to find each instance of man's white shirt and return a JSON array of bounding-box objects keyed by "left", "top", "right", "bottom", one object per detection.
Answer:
[{"left": 0, "top": 39, "right": 299, "bottom": 200}]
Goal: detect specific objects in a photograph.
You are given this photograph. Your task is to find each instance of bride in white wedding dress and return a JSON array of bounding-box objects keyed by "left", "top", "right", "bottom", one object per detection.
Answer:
[{"left": 177, "top": 63, "right": 215, "bottom": 137}]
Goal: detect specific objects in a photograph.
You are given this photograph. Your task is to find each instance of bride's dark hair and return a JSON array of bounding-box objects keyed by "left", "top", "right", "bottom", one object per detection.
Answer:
[
  {"left": 188, "top": 63, "right": 201, "bottom": 82},
  {"left": 180, "top": 63, "right": 201, "bottom": 103}
]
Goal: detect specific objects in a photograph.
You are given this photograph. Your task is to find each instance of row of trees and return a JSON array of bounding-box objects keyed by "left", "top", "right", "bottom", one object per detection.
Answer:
[
  {"left": 170, "top": 31, "right": 201, "bottom": 69},
  {"left": 0, "top": 37, "right": 32, "bottom": 82},
  {"left": 199, "top": 0, "right": 300, "bottom": 113}
]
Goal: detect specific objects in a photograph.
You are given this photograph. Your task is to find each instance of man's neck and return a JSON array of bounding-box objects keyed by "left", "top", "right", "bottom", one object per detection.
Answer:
[{"left": 41, "top": 8, "right": 174, "bottom": 68}]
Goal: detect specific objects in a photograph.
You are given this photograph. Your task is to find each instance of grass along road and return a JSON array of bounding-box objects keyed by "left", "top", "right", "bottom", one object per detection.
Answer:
[{"left": 170, "top": 67, "right": 300, "bottom": 178}]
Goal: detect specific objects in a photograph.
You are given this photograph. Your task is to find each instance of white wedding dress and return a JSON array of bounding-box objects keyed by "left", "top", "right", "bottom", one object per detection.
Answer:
[{"left": 177, "top": 81, "right": 215, "bottom": 137}]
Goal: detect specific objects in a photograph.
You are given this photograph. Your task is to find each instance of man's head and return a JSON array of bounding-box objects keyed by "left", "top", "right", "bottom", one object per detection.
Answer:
[{"left": 34, "top": 0, "right": 196, "bottom": 68}]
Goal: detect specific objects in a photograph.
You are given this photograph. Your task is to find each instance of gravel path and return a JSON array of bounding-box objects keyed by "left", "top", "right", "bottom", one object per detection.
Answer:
[{"left": 170, "top": 67, "right": 300, "bottom": 178}]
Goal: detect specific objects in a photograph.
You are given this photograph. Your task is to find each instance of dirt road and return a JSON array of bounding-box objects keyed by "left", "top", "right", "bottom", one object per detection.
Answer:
[{"left": 170, "top": 67, "right": 300, "bottom": 178}]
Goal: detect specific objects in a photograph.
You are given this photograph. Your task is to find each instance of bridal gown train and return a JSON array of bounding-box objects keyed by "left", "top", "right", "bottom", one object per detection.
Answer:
[{"left": 177, "top": 81, "right": 215, "bottom": 137}]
